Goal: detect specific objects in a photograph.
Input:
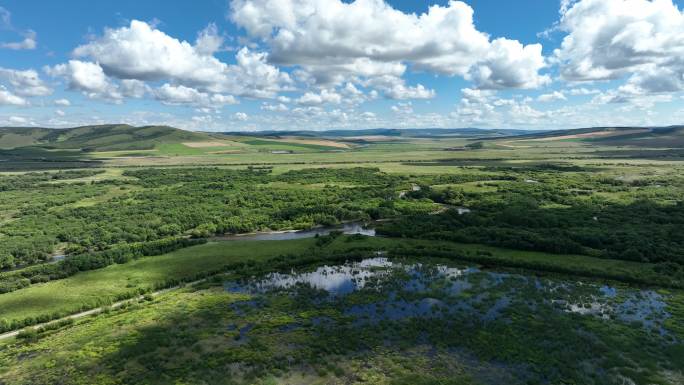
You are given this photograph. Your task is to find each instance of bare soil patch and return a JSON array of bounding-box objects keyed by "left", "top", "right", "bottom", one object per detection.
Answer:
[
  {"left": 279, "top": 137, "right": 351, "bottom": 148},
  {"left": 183, "top": 141, "right": 236, "bottom": 148},
  {"left": 527, "top": 129, "right": 648, "bottom": 142}
]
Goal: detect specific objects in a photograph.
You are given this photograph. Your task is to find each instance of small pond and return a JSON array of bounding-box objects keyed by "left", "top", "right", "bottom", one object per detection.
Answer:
[{"left": 213, "top": 221, "right": 375, "bottom": 241}]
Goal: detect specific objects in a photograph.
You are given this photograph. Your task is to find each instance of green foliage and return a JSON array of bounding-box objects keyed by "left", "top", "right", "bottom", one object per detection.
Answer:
[
  {"left": 1, "top": 253, "right": 681, "bottom": 385},
  {"left": 0, "top": 169, "right": 103, "bottom": 191},
  {"left": 0, "top": 237, "right": 206, "bottom": 294},
  {"left": 465, "top": 141, "right": 484, "bottom": 150},
  {"left": 0, "top": 167, "right": 422, "bottom": 269},
  {"left": 381, "top": 171, "right": 684, "bottom": 268}
]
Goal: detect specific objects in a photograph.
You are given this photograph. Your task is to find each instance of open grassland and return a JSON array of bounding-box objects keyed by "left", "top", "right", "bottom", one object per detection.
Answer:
[
  {"left": 6, "top": 127, "right": 684, "bottom": 172},
  {"left": 0, "top": 239, "right": 315, "bottom": 325}
]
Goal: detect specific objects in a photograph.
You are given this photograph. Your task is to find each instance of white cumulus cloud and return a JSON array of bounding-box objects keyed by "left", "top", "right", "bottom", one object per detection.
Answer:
[
  {"left": 538, "top": 91, "right": 567, "bottom": 102},
  {"left": 555, "top": 0, "right": 684, "bottom": 93},
  {"left": 230, "top": 0, "right": 548, "bottom": 90},
  {"left": 384, "top": 83, "right": 436, "bottom": 100},
  {"left": 296, "top": 89, "right": 342, "bottom": 105},
  {"left": 153, "top": 84, "right": 238, "bottom": 107},
  {"left": 195, "top": 23, "right": 224, "bottom": 55},
  {"left": 54, "top": 98, "right": 71, "bottom": 106},
  {"left": 71, "top": 20, "right": 291, "bottom": 98},
  {"left": 0, "top": 67, "right": 51, "bottom": 96},
  {"left": 0, "top": 86, "right": 27, "bottom": 106},
  {"left": 46, "top": 60, "right": 111, "bottom": 94}
]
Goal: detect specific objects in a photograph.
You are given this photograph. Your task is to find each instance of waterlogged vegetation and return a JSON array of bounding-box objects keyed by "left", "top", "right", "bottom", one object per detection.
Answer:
[
  {"left": 1, "top": 254, "right": 682, "bottom": 384},
  {"left": 2, "top": 127, "right": 684, "bottom": 384},
  {"left": 0, "top": 233, "right": 675, "bottom": 334}
]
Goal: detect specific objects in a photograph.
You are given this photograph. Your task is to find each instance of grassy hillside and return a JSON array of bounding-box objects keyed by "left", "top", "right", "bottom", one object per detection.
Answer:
[
  {"left": 589, "top": 126, "right": 684, "bottom": 147},
  {"left": 503, "top": 126, "right": 684, "bottom": 148},
  {"left": 0, "top": 125, "right": 360, "bottom": 156},
  {"left": 0, "top": 125, "right": 214, "bottom": 152},
  {"left": 0, "top": 127, "right": 53, "bottom": 149},
  {"left": 44, "top": 124, "right": 214, "bottom": 151}
]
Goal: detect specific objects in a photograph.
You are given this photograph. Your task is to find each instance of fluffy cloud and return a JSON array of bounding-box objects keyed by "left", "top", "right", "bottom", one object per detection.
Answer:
[
  {"left": 452, "top": 88, "right": 497, "bottom": 121},
  {"left": 556, "top": 0, "right": 684, "bottom": 92},
  {"left": 73, "top": 20, "right": 226, "bottom": 84},
  {"left": 510, "top": 103, "right": 549, "bottom": 121},
  {"left": 195, "top": 23, "right": 224, "bottom": 55},
  {"left": 230, "top": 0, "right": 488, "bottom": 75},
  {"left": 153, "top": 84, "right": 237, "bottom": 107},
  {"left": 360, "top": 111, "right": 376, "bottom": 120},
  {"left": 297, "top": 59, "right": 407, "bottom": 86},
  {"left": 449, "top": 87, "right": 549, "bottom": 126},
  {"left": 231, "top": 47, "right": 294, "bottom": 98},
  {"left": 537, "top": 91, "right": 566, "bottom": 102},
  {"left": 567, "top": 87, "right": 599, "bottom": 96},
  {"left": 468, "top": 38, "right": 550, "bottom": 89},
  {"left": 296, "top": 89, "right": 342, "bottom": 105},
  {"left": 71, "top": 20, "right": 291, "bottom": 98},
  {"left": 384, "top": 83, "right": 435, "bottom": 100},
  {"left": 8, "top": 116, "right": 29, "bottom": 124},
  {"left": 230, "top": 0, "right": 548, "bottom": 89},
  {"left": 391, "top": 102, "right": 413, "bottom": 114},
  {"left": 234, "top": 112, "right": 249, "bottom": 121},
  {"left": 120, "top": 79, "right": 149, "bottom": 98},
  {"left": 0, "top": 67, "right": 52, "bottom": 96},
  {"left": 1, "top": 30, "right": 37, "bottom": 50},
  {"left": 0, "top": 7, "right": 36, "bottom": 50},
  {"left": 0, "top": 86, "right": 28, "bottom": 106},
  {"left": 45, "top": 60, "right": 118, "bottom": 99},
  {"left": 261, "top": 102, "right": 289, "bottom": 111},
  {"left": 54, "top": 98, "right": 71, "bottom": 106},
  {"left": 362, "top": 75, "right": 435, "bottom": 100},
  {"left": 591, "top": 84, "right": 673, "bottom": 109}
]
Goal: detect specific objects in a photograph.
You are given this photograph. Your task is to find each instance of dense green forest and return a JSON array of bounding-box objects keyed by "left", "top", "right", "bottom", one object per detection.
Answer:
[
  {"left": 0, "top": 167, "right": 422, "bottom": 269},
  {"left": 3, "top": 165, "right": 684, "bottom": 275},
  {"left": 380, "top": 169, "right": 684, "bottom": 265}
]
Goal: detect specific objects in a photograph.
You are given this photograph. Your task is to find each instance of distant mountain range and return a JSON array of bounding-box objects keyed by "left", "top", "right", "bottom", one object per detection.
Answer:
[
  {"left": 219, "top": 127, "right": 539, "bottom": 138},
  {"left": 2, "top": 124, "right": 684, "bottom": 151}
]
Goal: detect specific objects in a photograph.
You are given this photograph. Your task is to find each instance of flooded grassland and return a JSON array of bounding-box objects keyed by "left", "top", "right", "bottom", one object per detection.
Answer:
[{"left": 4, "top": 254, "right": 680, "bottom": 385}]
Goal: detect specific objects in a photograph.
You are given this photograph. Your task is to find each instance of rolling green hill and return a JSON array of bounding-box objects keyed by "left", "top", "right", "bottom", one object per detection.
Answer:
[
  {"left": 0, "top": 125, "right": 213, "bottom": 151},
  {"left": 499, "top": 126, "right": 684, "bottom": 148},
  {"left": 0, "top": 127, "right": 53, "bottom": 149},
  {"left": 588, "top": 126, "right": 684, "bottom": 147}
]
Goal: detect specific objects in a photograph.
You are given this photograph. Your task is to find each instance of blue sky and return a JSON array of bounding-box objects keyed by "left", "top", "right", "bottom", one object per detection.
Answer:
[{"left": 0, "top": 0, "right": 683, "bottom": 131}]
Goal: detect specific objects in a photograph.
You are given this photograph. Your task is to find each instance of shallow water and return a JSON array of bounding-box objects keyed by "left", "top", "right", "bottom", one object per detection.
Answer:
[
  {"left": 213, "top": 221, "right": 375, "bottom": 241},
  {"left": 224, "top": 258, "right": 672, "bottom": 335}
]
